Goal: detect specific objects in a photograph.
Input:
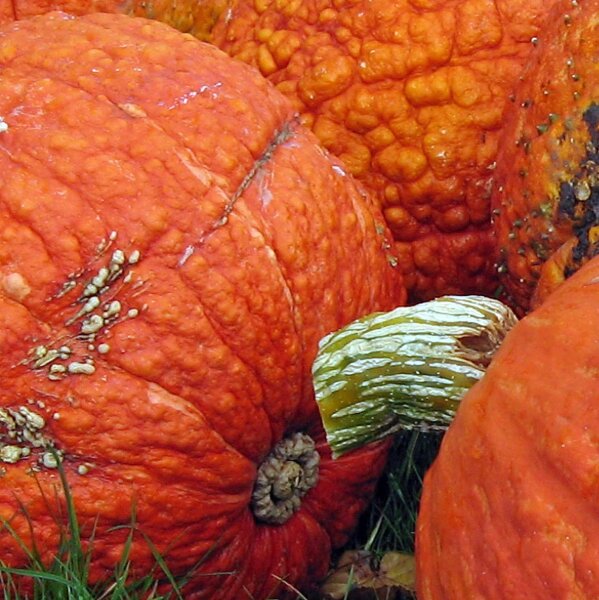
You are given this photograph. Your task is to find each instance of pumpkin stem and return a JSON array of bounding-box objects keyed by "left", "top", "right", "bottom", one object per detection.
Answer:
[
  {"left": 312, "top": 295, "right": 517, "bottom": 458},
  {"left": 251, "top": 432, "right": 319, "bottom": 524}
]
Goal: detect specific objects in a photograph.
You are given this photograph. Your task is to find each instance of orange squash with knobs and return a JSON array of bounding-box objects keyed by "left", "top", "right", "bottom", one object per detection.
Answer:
[
  {"left": 0, "top": 0, "right": 226, "bottom": 39},
  {"left": 207, "top": 0, "right": 561, "bottom": 300},
  {"left": 0, "top": 11, "right": 405, "bottom": 598}
]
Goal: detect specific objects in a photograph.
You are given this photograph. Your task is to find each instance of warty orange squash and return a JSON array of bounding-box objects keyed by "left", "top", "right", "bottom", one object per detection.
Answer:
[
  {"left": 0, "top": 0, "right": 226, "bottom": 40},
  {"left": 0, "top": 11, "right": 405, "bottom": 598},
  {"left": 206, "top": 0, "right": 561, "bottom": 301}
]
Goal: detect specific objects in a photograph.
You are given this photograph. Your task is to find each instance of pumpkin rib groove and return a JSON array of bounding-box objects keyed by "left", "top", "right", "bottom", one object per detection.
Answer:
[{"left": 172, "top": 120, "right": 308, "bottom": 436}]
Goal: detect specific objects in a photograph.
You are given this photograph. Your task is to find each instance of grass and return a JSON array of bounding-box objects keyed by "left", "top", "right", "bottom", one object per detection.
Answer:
[
  {"left": 351, "top": 430, "right": 444, "bottom": 557},
  {"left": 320, "top": 430, "right": 444, "bottom": 599},
  {"left": 0, "top": 458, "right": 190, "bottom": 600},
  {"left": 0, "top": 458, "right": 314, "bottom": 600}
]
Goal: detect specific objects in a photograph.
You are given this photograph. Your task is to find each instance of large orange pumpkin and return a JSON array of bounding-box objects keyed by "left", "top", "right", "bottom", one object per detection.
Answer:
[
  {"left": 416, "top": 251, "right": 599, "bottom": 599},
  {"left": 492, "top": 0, "right": 599, "bottom": 313},
  {"left": 203, "top": 0, "right": 560, "bottom": 300},
  {"left": 0, "top": 11, "right": 405, "bottom": 598}
]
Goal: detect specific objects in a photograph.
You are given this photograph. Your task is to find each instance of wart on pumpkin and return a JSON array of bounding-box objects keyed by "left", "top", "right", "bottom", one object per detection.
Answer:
[
  {"left": 0, "top": 405, "right": 62, "bottom": 470},
  {"left": 2, "top": 271, "right": 32, "bottom": 301}
]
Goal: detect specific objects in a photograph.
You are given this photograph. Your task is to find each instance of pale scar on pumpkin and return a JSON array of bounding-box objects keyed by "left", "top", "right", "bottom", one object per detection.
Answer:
[
  {"left": 2, "top": 272, "right": 32, "bottom": 301},
  {"left": 147, "top": 382, "right": 202, "bottom": 418},
  {"left": 20, "top": 231, "right": 145, "bottom": 381}
]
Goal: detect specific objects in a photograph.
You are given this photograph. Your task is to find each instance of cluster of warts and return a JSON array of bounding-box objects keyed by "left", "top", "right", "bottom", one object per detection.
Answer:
[
  {"left": 0, "top": 401, "right": 62, "bottom": 474},
  {"left": 23, "top": 232, "right": 145, "bottom": 382},
  {"left": 6, "top": 232, "right": 147, "bottom": 474}
]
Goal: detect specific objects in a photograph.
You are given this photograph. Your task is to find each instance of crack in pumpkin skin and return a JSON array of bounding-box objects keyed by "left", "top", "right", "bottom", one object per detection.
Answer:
[
  {"left": 492, "top": 0, "right": 599, "bottom": 314},
  {"left": 0, "top": 12, "right": 404, "bottom": 600},
  {"left": 192, "top": 120, "right": 296, "bottom": 253}
]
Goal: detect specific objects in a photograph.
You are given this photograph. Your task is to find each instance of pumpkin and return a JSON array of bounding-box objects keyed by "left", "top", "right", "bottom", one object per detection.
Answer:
[
  {"left": 492, "top": 0, "right": 598, "bottom": 313},
  {"left": 0, "top": 11, "right": 405, "bottom": 598},
  {"left": 0, "top": 0, "right": 125, "bottom": 23},
  {"left": 415, "top": 252, "right": 599, "bottom": 599},
  {"left": 201, "top": 0, "right": 560, "bottom": 301},
  {"left": 1, "top": 0, "right": 227, "bottom": 40}
]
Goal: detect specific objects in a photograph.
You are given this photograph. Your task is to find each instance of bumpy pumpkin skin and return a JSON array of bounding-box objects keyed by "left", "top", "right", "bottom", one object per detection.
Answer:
[
  {"left": 416, "top": 254, "right": 599, "bottom": 599},
  {"left": 206, "top": 0, "right": 558, "bottom": 301},
  {"left": 128, "top": 0, "right": 230, "bottom": 41},
  {"left": 492, "top": 0, "right": 598, "bottom": 313},
  {"left": 0, "top": 0, "right": 126, "bottom": 22},
  {"left": 0, "top": 12, "right": 405, "bottom": 598},
  {"left": 1, "top": 0, "right": 229, "bottom": 40}
]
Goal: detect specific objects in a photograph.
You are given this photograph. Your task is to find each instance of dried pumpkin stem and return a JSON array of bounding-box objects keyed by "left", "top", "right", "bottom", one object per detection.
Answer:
[
  {"left": 312, "top": 295, "right": 518, "bottom": 458},
  {"left": 251, "top": 432, "right": 319, "bottom": 524}
]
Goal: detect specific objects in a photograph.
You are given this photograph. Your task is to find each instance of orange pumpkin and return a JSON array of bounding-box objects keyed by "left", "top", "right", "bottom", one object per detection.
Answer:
[
  {"left": 205, "top": 0, "right": 560, "bottom": 300},
  {"left": 416, "top": 250, "right": 599, "bottom": 599},
  {"left": 1, "top": 0, "right": 227, "bottom": 40},
  {"left": 0, "top": 11, "right": 404, "bottom": 598},
  {"left": 0, "top": 0, "right": 123, "bottom": 22},
  {"left": 492, "top": 0, "right": 598, "bottom": 313}
]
